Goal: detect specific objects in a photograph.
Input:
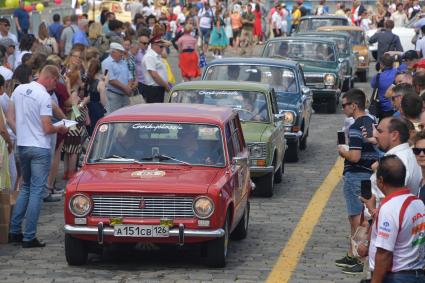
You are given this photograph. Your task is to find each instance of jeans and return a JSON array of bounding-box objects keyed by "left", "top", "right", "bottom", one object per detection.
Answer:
[
  {"left": 383, "top": 272, "right": 425, "bottom": 283},
  {"left": 343, "top": 171, "right": 371, "bottom": 216},
  {"left": 10, "top": 146, "right": 51, "bottom": 241},
  {"left": 106, "top": 90, "right": 129, "bottom": 114}
]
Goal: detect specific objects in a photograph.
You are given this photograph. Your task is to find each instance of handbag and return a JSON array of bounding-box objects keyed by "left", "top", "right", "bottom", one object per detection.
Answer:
[
  {"left": 128, "top": 88, "right": 146, "bottom": 105},
  {"left": 368, "top": 72, "right": 381, "bottom": 118}
]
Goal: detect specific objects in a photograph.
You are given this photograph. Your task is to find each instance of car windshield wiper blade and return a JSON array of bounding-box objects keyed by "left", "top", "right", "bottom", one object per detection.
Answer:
[
  {"left": 93, "top": 155, "right": 143, "bottom": 164},
  {"left": 141, "top": 154, "right": 192, "bottom": 166}
]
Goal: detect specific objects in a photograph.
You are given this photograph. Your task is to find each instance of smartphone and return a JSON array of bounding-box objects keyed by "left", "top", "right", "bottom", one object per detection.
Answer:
[
  {"left": 364, "top": 123, "right": 374, "bottom": 138},
  {"left": 337, "top": 131, "right": 346, "bottom": 145},
  {"left": 361, "top": 180, "right": 372, "bottom": 200},
  {"left": 104, "top": 69, "right": 109, "bottom": 76}
]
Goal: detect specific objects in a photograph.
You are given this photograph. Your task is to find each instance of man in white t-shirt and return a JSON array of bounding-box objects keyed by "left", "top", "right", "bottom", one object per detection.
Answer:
[
  {"left": 271, "top": 4, "right": 283, "bottom": 37},
  {"left": 364, "top": 155, "right": 425, "bottom": 282},
  {"left": 0, "top": 18, "right": 18, "bottom": 46},
  {"left": 7, "top": 65, "right": 67, "bottom": 248},
  {"left": 141, "top": 38, "right": 169, "bottom": 103}
]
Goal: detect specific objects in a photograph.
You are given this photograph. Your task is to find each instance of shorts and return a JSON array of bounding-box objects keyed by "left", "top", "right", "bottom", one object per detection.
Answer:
[
  {"left": 200, "top": 27, "right": 211, "bottom": 44},
  {"left": 232, "top": 28, "right": 241, "bottom": 38},
  {"left": 343, "top": 171, "right": 371, "bottom": 216}
]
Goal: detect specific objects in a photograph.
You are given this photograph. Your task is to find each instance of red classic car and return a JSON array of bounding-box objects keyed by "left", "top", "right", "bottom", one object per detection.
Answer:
[{"left": 64, "top": 103, "right": 252, "bottom": 267}]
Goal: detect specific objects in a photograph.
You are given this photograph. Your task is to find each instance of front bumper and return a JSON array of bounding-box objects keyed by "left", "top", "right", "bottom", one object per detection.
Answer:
[
  {"left": 64, "top": 224, "right": 224, "bottom": 244},
  {"left": 284, "top": 131, "right": 303, "bottom": 141},
  {"left": 311, "top": 88, "right": 340, "bottom": 104},
  {"left": 250, "top": 165, "right": 274, "bottom": 174}
]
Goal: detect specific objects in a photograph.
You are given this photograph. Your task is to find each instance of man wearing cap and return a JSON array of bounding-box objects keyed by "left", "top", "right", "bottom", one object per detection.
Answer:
[
  {"left": 102, "top": 43, "right": 133, "bottom": 113},
  {"left": 72, "top": 19, "right": 89, "bottom": 48},
  {"left": 141, "top": 38, "right": 170, "bottom": 103},
  {"left": 0, "top": 18, "right": 18, "bottom": 46}
]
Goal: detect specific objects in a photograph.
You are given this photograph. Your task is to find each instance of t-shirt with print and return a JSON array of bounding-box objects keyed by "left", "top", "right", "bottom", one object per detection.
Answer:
[
  {"left": 344, "top": 115, "right": 379, "bottom": 174},
  {"left": 198, "top": 8, "right": 213, "bottom": 29},
  {"left": 242, "top": 12, "right": 255, "bottom": 30},
  {"left": 11, "top": 81, "right": 52, "bottom": 149},
  {"left": 369, "top": 190, "right": 425, "bottom": 272}
]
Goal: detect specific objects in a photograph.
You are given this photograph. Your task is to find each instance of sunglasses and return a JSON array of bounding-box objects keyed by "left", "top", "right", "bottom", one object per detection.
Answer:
[
  {"left": 140, "top": 41, "right": 149, "bottom": 45},
  {"left": 413, "top": 148, "right": 425, "bottom": 155},
  {"left": 342, "top": 102, "right": 352, "bottom": 108}
]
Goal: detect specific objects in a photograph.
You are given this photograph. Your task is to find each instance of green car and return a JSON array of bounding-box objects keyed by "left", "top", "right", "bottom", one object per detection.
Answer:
[
  {"left": 295, "top": 32, "right": 357, "bottom": 92},
  {"left": 261, "top": 37, "right": 344, "bottom": 113},
  {"left": 168, "top": 81, "right": 286, "bottom": 197}
]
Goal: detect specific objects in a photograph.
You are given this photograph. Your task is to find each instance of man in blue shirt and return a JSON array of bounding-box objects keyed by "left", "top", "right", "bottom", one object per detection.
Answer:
[
  {"left": 371, "top": 54, "right": 397, "bottom": 120},
  {"left": 48, "top": 14, "right": 63, "bottom": 43},
  {"left": 13, "top": 0, "right": 30, "bottom": 41},
  {"left": 101, "top": 42, "right": 132, "bottom": 113}
]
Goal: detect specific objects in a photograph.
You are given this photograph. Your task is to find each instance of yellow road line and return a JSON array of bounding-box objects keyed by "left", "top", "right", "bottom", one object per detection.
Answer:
[{"left": 265, "top": 157, "right": 344, "bottom": 283}]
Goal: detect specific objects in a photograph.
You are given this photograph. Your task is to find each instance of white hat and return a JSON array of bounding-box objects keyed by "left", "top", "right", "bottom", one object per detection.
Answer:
[{"left": 109, "top": 42, "right": 125, "bottom": 52}]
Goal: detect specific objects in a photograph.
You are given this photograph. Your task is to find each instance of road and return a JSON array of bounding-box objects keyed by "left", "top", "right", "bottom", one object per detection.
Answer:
[{"left": 0, "top": 47, "right": 375, "bottom": 283}]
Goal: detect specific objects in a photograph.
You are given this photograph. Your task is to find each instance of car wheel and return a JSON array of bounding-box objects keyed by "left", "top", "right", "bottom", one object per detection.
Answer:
[
  {"left": 299, "top": 130, "right": 308, "bottom": 150},
  {"left": 231, "top": 201, "right": 250, "bottom": 240},
  {"left": 357, "top": 71, "right": 367, "bottom": 82},
  {"left": 256, "top": 170, "right": 274, "bottom": 197},
  {"left": 342, "top": 78, "right": 350, "bottom": 92},
  {"left": 206, "top": 213, "right": 230, "bottom": 267},
  {"left": 285, "top": 141, "right": 299, "bottom": 162},
  {"left": 327, "top": 98, "right": 337, "bottom": 114},
  {"left": 65, "top": 234, "right": 88, "bottom": 266}
]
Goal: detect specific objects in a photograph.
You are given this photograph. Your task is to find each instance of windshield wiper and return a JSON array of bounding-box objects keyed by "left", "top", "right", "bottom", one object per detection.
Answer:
[
  {"left": 141, "top": 154, "right": 192, "bottom": 166},
  {"left": 92, "top": 155, "right": 143, "bottom": 164}
]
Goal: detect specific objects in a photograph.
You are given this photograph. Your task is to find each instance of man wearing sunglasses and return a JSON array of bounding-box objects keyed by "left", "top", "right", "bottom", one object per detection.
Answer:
[
  {"left": 413, "top": 131, "right": 425, "bottom": 203},
  {"left": 135, "top": 31, "right": 150, "bottom": 97},
  {"left": 0, "top": 18, "right": 18, "bottom": 46}
]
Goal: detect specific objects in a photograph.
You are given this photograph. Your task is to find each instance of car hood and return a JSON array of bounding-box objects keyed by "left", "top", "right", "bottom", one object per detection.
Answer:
[
  {"left": 241, "top": 122, "right": 273, "bottom": 143},
  {"left": 74, "top": 166, "right": 221, "bottom": 194},
  {"left": 275, "top": 92, "right": 300, "bottom": 112}
]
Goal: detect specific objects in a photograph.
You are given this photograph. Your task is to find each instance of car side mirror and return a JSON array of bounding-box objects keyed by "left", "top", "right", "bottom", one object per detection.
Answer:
[
  {"left": 301, "top": 86, "right": 311, "bottom": 96},
  {"left": 273, "top": 113, "right": 284, "bottom": 122},
  {"left": 232, "top": 156, "right": 248, "bottom": 167},
  {"left": 338, "top": 58, "right": 345, "bottom": 63}
]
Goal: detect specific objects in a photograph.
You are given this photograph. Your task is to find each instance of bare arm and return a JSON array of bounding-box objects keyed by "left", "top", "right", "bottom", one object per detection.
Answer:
[
  {"left": 371, "top": 248, "right": 393, "bottom": 283},
  {"left": 41, "top": 116, "right": 67, "bottom": 135},
  {"left": 338, "top": 147, "right": 362, "bottom": 163},
  {"left": 109, "top": 80, "right": 132, "bottom": 96},
  {"left": 52, "top": 101, "right": 66, "bottom": 120},
  {"left": 97, "top": 80, "right": 107, "bottom": 107},
  {"left": 14, "top": 17, "right": 21, "bottom": 33},
  {"left": 6, "top": 101, "right": 16, "bottom": 134},
  {"left": 0, "top": 111, "right": 13, "bottom": 153}
]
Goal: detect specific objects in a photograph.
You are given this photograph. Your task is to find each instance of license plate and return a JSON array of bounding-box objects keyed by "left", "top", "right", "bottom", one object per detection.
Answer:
[{"left": 113, "top": 225, "right": 169, "bottom": 237}]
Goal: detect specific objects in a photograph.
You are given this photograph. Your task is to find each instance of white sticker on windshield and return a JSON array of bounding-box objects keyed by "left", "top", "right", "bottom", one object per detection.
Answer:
[
  {"left": 198, "top": 90, "right": 239, "bottom": 96},
  {"left": 99, "top": 124, "right": 108, "bottom": 133},
  {"left": 132, "top": 123, "right": 183, "bottom": 130}
]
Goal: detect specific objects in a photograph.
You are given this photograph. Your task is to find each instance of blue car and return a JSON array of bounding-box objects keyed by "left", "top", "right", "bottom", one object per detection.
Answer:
[{"left": 202, "top": 57, "right": 313, "bottom": 162}]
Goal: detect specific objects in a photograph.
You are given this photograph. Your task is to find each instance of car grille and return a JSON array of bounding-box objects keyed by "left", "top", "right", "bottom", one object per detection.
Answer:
[
  {"left": 304, "top": 73, "right": 324, "bottom": 85},
  {"left": 91, "top": 195, "right": 194, "bottom": 218}
]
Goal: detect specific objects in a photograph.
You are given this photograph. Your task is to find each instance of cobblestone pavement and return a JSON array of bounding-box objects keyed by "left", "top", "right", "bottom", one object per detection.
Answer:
[{"left": 0, "top": 46, "right": 374, "bottom": 282}]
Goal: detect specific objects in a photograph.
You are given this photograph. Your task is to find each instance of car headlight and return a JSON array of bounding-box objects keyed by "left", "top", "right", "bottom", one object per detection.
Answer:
[
  {"left": 193, "top": 196, "right": 214, "bottom": 219},
  {"left": 358, "top": 56, "right": 365, "bottom": 62},
  {"left": 248, "top": 143, "right": 266, "bottom": 158},
  {"left": 69, "top": 194, "right": 92, "bottom": 217},
  {"left": 324, "top": 74, "right": 336, "bottom": 86},
  {"left": 282, "top": 111, "right": 295, "bottom": 126}
]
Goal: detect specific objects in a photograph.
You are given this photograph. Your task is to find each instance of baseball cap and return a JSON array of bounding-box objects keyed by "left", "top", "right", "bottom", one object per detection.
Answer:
[
  {"left": 414, "top": 58, "right": 425, "bottom": 69},
  {"left": 109, "top": 42, "right": 126, "bottom": 52},
  {"left": 0, "top": 38, "right": 15, "bottom": 49},
  {"left": 403, "top": 50, "right": 419, "bottom": 61}
]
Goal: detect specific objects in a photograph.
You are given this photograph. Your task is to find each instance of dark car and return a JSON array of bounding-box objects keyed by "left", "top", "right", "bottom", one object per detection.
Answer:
[
  {"left": 296, "top": 15, "right": 351, "bottom": 33},
  {"left": 202, "top": 57, "right": 313, "bottom": 162},
  {"left": 262, "top": 37, "right": 343, "bottom": 113}
]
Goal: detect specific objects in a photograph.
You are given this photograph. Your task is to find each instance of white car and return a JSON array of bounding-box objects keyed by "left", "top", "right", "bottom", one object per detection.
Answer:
[{"left": 367, "top": 15, "right": 425, "bottom": 59}]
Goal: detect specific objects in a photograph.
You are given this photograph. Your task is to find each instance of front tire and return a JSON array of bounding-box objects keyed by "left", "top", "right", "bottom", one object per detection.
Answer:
[
  {"left": 274, "top": 161, "right": 283, "bottom": 183},
  {"left": 256, "top": 171, "right": 274, "bottom": 197},
  {"left": 299, "top": 130, "right": 308, "bottom": 150},
  {"left": 231, "top": 202, "right": 250, "bottom": 240},
  {"left": 65, "top": 235, "right": 88, "bottom": 266},
  {"left": 285, "top": 141, "right": 299, "bottom": 162},
  {"left": 206, "top": 213, "right": 230, "bottom": 267}
]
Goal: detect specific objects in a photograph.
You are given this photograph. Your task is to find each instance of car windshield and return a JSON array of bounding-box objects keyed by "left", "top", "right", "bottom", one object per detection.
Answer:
[
  {"left": 170, "top": 90, "right": 270, "bottom": 123},
  {"left": 299, "top": 18, "right": 348, "bottom": 32},
  {"left": 88, "top": 122, "right": 225, "bottom": 167},
  {"left": 204, "top": 65, "right": 298, "bottom": 93},
  {"left": 331, "top": 37, "right": 348, "bottom": 55},
  {"left": 264, "top": 41, "right": 336, "bottom": 62}
]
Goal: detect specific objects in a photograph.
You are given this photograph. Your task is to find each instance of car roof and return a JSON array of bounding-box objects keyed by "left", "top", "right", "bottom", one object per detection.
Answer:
[
  {"left": 171, "top": 80, "right": 272, "bottom": 93},
  {"left": 300, "top": 15, "right": 349, "bottom": 20},
  {"left": 266, "top": 36, "right": 337, "bottom": 45},
  {"left": 297, "top": 31, "right": 351, "bottom": 39},
  {"left": 208, "top": 57, "right": 299, "bottom": 68},
  {"left": 317, "top": 25, "right": 364, "bottom": 32},
  {"left": 102, "top": 103, "right": 235, "bottom": 125}
]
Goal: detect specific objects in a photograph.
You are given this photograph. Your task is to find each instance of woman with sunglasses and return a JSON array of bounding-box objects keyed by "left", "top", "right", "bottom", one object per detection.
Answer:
[{"left": 414, "top": 131, "right": 425, "bottom": 203}]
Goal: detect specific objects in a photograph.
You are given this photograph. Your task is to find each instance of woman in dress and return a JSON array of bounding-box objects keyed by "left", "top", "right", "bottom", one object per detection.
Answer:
[
  {"left": 208, "top": 6, "right": 228, "bottom": 58},
  {"left": 253, "top": 4, "right": 263, "bottom": 44},
  {"left": 177, "top": 24, "right": 201, "bottom": 81},
  {"left": 85, "top": 58, "right": 107, "bottom": 136}
]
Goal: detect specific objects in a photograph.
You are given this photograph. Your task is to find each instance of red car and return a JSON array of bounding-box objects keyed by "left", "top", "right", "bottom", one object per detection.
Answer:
[{"left": 64, "top": 104, "right": 252, "bottom": 267}]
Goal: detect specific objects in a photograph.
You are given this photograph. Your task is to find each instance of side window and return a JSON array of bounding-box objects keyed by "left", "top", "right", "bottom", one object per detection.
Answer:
[
  {"left": 234, "top": 116, "right": 246, "bottom": 151},
  {"left": 231, "top": 118, "right": 241, "bottom": 155},
  {"left": 226, "top": 123, "right": 235, "bottom": 159},
  {"left": 298, "top": 65, "right": 307, "bottom": 86}
]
